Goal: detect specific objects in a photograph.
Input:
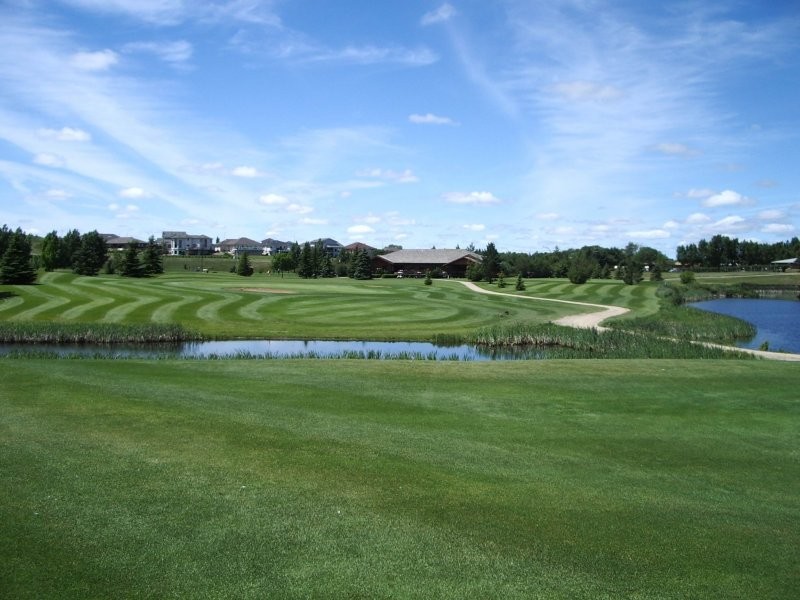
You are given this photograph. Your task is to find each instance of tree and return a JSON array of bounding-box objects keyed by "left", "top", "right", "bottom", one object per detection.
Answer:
[
  {"left": 0, "top": 228, "right": 36, "bottom": 284},
  {"left": 271, "top": 252, "right": 296, "bottom": 274},
  {"left": 567, "top": 253, "right": 595, "bottom": 284},
  {"left": 39, "top": 231, "right": 60, "bottom": 271},
  {"left": 424, "top": 270, "right": 432, "bottom": 285},
  {"left": 482, "top": 242, "right": 500, "bottom": 283},
  {"left": 119, "top": 241, "right": 143, "bottom": 277},
  {"left": 515, "top": 273, "right": 526, "bottom": 291},
  {"left": 297, "top": 242, "right": 314, "bottom": 278},
  {"left": 350, "top": 249, "right": 372, "bottom": 280},
  {"left": 141, "top": 236, "right": 164, "bottom": 275},
  {"left": 236, "top": 252, "right": 254, "bottom": 276},
  {"left": 59, "top": 229, "right": 82, "bottom": 269},
  {"left": 496, "top": 272, "right": 507, "bottom": 288},
  {"left": 617, "top": 242, "right": 643, "bottom": 285},
  {"left": 72, "top": 231, "right": 107, "bottom": 276}
]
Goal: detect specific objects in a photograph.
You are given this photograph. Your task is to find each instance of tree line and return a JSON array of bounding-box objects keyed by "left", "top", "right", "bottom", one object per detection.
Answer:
[
  {"left": 676, "top": 235, "right": 800, "bottom": 270},
  {"left": 0, "top": 226, "right": 164, "bottom": 285}
]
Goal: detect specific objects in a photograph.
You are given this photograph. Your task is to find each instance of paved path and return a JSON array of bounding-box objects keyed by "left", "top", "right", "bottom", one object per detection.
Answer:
[{"left": 454, "top": 280, "right": 800, "bottom": 362}]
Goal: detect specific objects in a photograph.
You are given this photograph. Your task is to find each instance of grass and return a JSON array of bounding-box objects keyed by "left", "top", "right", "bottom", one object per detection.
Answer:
[
  {"left": 0, "top": 321, "right": 201, "bottom": 343},
  {"left": 1, "top": 358, "right": 798, "bottom": 598},
  {"left": 0, "top": 272, "right": 662, "bottom": 341}
]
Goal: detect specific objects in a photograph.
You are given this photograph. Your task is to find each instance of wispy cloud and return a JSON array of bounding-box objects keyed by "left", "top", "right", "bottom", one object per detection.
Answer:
[
  {"left": 123, "top": 40, "right": 193, "bottom": 65},
  {"left": 421, "top": 3, "right": 457, "bottom": 27},
  {"left": 38, "top": 127, "right": 92, "bottom": 142},
  {"left": 443, "top": 191, "right": 500, "bottom": 205},
  {"left": 69, "top": 49, "right": 118, "bottom": 71},
  {"left": 408, "top": 113, "right": 458, "bottom": 126}
]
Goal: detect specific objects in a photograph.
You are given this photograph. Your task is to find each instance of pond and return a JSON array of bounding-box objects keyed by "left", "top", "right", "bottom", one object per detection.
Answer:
[
  {"left": 0, "top": 339, "right": 552, "bottom": 361},
  {"left": 692, "top": 298, "right": 800, "bottom": 353}
]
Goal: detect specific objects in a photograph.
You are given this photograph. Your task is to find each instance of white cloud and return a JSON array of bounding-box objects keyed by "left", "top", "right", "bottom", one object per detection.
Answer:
[
  {"left": 356, "top": 168, "right": 418, "bottom": 183},
  {"left": 37, "top": 127, "right": 91, "bottom": 142},
  {"left": 123, "top": 40, "right": 193, "bottom": 64},
  {"left": 654, "top": 143, "right": 697, "bottom": 157},
  {"left": 300, "top": 217, "right": 327, "bottom": 225},
  {"left": 685, "top": 188, "right": 715, "bottom": 199},
  {"left": 536, "top": 212, "right": 560, "bottom": 221},
  {"left": 45, "top": 189, "right": 71, "bottom": 199},
  {"left": 551, "top": 81, "right": 622, "bottom": 102},
  {"left": 347, "top": 225, "right": 374, "bottom": 235},
  {"left": 758, "top": 209, "right": 784, "bottom": 220},
  {"left": 408, "top": 113, "right": 459, "bottom": 126},
  {"left": 702, "top": 190, "right": 751, "bottom": 207},
  {"left": 33, "top": 153, "right": 64, "bottom": 167},
  {"left": 710, "top": 215, "right": 747, "bottom": 230},
  {"left": 259, "top": 193, "right": 288, "bottom": 205},
  {"left": 761, "top": 223, "right": 794, "bottom": 234},
  {"left": 421, "top": 3, "right": 457, "bottom": 26},
  {"left": 628, "top": 229, "right": 670, "bottom": 239},
  {"left": 663, "top": 220, "right": 680, "bottom": 229},
  {"left": 463, "top": 224, "right": 485, "bottom": 232},
  {"left": 119, "top": 186, "right": 146, "bottom": 198},
  {"left": 70, "top": 49, "right": 119, "bottom": 71},
  {"left": 287, "top": 203, "right": 313, "bottom": 214},
  {"left": 443, "top": 191, "right": 500, "bottom": 205},
  {"left": 686, "top": 212, "right": 711, "bottom": 224},
  {"left": 231, "top": 165, "right": 261, "bottom": 177}
]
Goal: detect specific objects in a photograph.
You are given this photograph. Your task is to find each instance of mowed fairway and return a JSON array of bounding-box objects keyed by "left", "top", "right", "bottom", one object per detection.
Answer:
[
  {"left": 1, "top": 359, "right": 798, "bottom": 598},
  {"left": 0, "top": 272, "right": 649, "bottom": 339}
]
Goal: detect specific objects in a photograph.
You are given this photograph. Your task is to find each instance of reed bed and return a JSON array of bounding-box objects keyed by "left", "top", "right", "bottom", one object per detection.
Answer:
[
  {"left": 0, "top": 322, "right": 204, "bottom": 344},
  {"left": 465, "top": 322, "right": 752, "bottom": 359},
  {"left": 608, "top": 304, "right": 756, "bottom": 343}
]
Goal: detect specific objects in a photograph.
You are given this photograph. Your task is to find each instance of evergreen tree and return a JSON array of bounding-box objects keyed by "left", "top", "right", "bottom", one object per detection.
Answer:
[
  {"left": 72, "top": 231, "right": 107, "bottom": 276},
  {"left": 297, "top": 242, "right": 314, "bottom": 278},
  {"left": 482, "top": 242, "right": 500, "bottom": 283},
  {"left": 59, "top": 229, "right": 82, "bottom": 268},
  {"left": 40, "top": 231, "right": 60, "bottom": 271},
  {"left": 621, "top": 242, "right": 643, "bottom": 285},
  {"left": 320, "top": 254, "right": 334, "bottom": 278},
  {"left": 350, "top": 249, "right": 372, "bottom": 280},
  {"left": 424, "top": 270, "right": 432, "bottom": 285},
  {"left": 141, "top": 236, "right": 164, "bottom": 275},
  {"left": 236, "top": 251, "right": 254, "bottom": 276},
  {"left": 119, "top": 241, "right": 143, "bottom": 277},
  {"left": 0, "top": 224, "right": 11, "bottom": 258},
  {"left": 496, "top": 272, "right": 507, "bottom": 288},
  {"left": 0, "top": 228, "right": 36, "bottom": 284},
  {"left": 515, "top": 273, "right": 526, "bottom": 291}
]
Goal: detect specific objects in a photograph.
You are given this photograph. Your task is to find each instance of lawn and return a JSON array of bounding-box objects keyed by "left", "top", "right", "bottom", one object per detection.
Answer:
[
  {"left": 1, "top": 359, "right": 798, "bottom": 598},
  {"left": 0, "top": 271, "right": 654, "bottom": 340}
]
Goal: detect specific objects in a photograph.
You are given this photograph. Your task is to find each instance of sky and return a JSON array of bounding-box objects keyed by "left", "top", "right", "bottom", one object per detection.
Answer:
[{"left": 1, "top": 0, "right": 798, "bottom": 256}]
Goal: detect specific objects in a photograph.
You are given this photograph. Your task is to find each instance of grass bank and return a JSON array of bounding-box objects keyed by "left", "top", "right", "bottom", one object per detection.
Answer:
[{"left": 2, "top": 359, "right": 797, "bottom": 598}]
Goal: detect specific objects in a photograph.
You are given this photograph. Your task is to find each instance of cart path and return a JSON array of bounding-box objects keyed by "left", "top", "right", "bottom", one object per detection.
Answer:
[
  {"left": 456, "top": 280, "right": 629, "bottom": 330},
  {"left": 454, "top": 281, "right": 800, "bottom": 362}
]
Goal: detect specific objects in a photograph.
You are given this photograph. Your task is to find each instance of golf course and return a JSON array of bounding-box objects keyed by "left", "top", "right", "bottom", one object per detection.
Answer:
[{"left": 2, "top": 270, "right": 799, "bottom": 598}]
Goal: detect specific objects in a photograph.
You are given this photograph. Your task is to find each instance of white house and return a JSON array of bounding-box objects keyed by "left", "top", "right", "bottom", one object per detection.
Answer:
[{"left": 161, "top": 231, "right": 213, "bottom": 256}]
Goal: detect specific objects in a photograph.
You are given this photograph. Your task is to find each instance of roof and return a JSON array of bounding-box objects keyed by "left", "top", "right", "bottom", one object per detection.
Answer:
[
  {"left": 771, "top": 257, "right": 800, "bottom": 265},
  {"left": 162, "top": 231, "right": 211, "bottom": 239},
  {"left": 106, "top": 236, "right": 144, "bottom": 245},
  {"left": 377, "top": 249, "right": 482, "bottom": 265},
  {"left": 261, "top": 238, "right": 291, "bottom": 247},
  {"left": 219, "top": 237, "right": 261, "bottom": 246},
  {"left": 344, "top": 242, "right": 376, "bottom": 252}
]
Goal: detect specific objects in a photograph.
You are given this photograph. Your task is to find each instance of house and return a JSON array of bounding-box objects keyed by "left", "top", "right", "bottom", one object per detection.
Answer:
[
  {"left": 771, "top": 257, "right": 800, "bottom": 271},
  {"left": 105, "top": 236, "right": 146, "bottom": 251},
  {"left": 161, "top": 231, "right": 213, "bottom": 256},
  {"left": 302, "top": 238, "right": 343, "bottom": 257},
  {"left": 373, "top": 249, "right": 482, "bottom": 278},
  {"left": 261, "top": 238, "right": 293, "bottom": 255},
  {"left": 343, "top": 242, "right": 377, "bottom": 256},
  {"left": 217, "top": 237, "right": 262, "bottom": 255}
]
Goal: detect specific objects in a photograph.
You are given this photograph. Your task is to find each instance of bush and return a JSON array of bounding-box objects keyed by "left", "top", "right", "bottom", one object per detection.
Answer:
[{"left": 680, "top": 271, "right": 696, "bottom": 284}]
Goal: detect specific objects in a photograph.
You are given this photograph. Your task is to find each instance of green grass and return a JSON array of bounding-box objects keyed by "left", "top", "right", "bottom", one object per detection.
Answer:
[
  {"left": 1, "top": 359, "right": 798, "bottom": 598},
  {"left": 0, "top": 272, "right": 660, "bottom": 340}
]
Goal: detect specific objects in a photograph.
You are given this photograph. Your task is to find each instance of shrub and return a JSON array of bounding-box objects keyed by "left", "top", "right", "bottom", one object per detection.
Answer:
[{"left": 680, "top": 271, "right": 696, "bottom": 284}]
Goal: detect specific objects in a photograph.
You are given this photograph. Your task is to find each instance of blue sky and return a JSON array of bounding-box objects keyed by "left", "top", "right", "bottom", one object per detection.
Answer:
[{"left": 1, "top": 0, "right": 798, "bottom": 255}]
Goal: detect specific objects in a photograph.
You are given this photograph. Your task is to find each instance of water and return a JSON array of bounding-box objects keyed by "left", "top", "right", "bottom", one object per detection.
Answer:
[
  {"left": 692, "top": 298, "right": 800, "bottom": 353},
  {"left": 0, "top": 339, "right": 550, "bottom": 361}
]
